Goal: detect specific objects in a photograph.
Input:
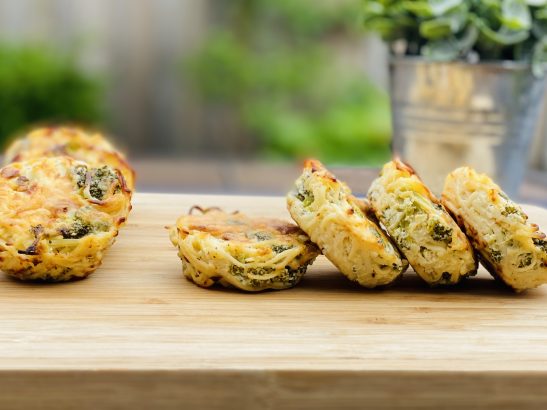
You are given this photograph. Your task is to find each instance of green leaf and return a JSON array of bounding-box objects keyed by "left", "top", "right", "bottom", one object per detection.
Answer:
[
  {"left": 501, "top": 0, "right": 532, "bottom": 30},
  {"left": 417, "top": 1, "right": 469, "bottom": 39},
  {"left": 422, "top": 38, "right": 463, "bottom": 60},
  {"left": 429, "top": 0, "right": 464, "bottom": 16},
  {"left": 536, "top": 7, "right": 547, "bottom": 18},
  {"left": 458, "top": 24, "right": 480, "bottom": 53},
  {"left": 402, "top": 1, "right": 435, "bottom": 17},
  {"left": 362, "top": 0, "right": 545, "bottom": 63},
  {"left": 420, "top": 18, "right": 454, "bottom": 39},
  {"left": 480, "top": 0, "right": 503, "bottom": 7},
  {"left": 533, "top": 8, "right": 547, "bottom": 37},
  {"left": 533, "top": 18, "right": 547, "bottom": 37},
  {"left": 421, "top": 24, "right": 479, "bottom": 60},
  {"left": 472, "top": 14, "right": 530, "bottom": 45},
  {"left": 402, "top": 0, "right": 462, "bottom": 17}
]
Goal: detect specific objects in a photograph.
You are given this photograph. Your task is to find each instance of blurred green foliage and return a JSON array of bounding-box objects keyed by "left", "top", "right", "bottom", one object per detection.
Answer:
[
  {"left": 188, "top": 0, "right": 392, "bottom": 165},
  {"left": 363, "top": 0, "right": 547, "bottom": 75},
  {"left": 0, "top": 44, "right": 103, "bottom": 148}
]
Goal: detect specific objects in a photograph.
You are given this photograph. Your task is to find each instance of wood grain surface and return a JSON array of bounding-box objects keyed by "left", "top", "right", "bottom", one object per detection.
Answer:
[{"left": 1, "top": 192, "right": 547, "bottom": 409}]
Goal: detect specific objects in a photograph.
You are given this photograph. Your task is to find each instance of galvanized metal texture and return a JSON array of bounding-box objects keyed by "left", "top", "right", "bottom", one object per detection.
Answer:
[{"left": 390, "top": 57, "right": 546, "bottom": 197}]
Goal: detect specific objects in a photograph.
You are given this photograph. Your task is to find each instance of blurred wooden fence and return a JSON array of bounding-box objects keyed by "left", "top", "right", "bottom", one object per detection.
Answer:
[
  {"left": 0, "top": 0, "right": 545, "bottom": 169},
  {"left": 0, "top": 0, "right": 220, "bottom": 157}
]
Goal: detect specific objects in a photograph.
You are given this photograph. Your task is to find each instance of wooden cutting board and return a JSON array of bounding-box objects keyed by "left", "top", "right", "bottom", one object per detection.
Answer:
[{"left": 1, "top": 193, "right": 547, "bottom": 409}]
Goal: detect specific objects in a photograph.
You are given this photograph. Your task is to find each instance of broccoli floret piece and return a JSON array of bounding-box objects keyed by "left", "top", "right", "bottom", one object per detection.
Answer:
[
  {"left": 230, "top": 265, "right": 245, "bottom": 276},
  {"left": 248, "top": 267, "right": 275, "bottom": 276},
  {"left": 405, "top": 202, "right": 420, "bottom": 217},
  {"left": 284, "top": 263, "right": 310, "bottom": 285},
  {"left": 296, "top": 189, "right": 314, "bottom": 207},
  {"left": 397, "top": 203, "right": 420, "bottom": 231},
  {"left": 533, "top": 238, "right": 547, "bottom": 253},
  {"left": 429, "top": 222, "right": 453, "bottom": 244},
  {"left": 89, "top": 166, "right": 118, "bottom": 200},
  {"left": 501, "top": 206, "right": 522, "bottom": 217},
  {"left": 249, "top": 231, "right": 272, "bottom": 241},
  {"left": 60, "top": 217, "right": 93, "bottom": 239},
  {"left": 517, "top": 253, "right": 533, "bottom": 268},
  {"left": 286, "top": 265, "right": 306, "bottom": 278},
  {"left": 490, "top": 249, "right": 502, "bottom": 263},
  {"left": 272, "top": 244, "right": 293, "bottom": 254},
  {"left": 397, "top": 238, "right": 411, "bottom": 250},
  {"left": 370, "top": 228, "right": 386, "bottom": 246},
  {"left": 73, "top": 165, "right": 88, "bottom": 188}
]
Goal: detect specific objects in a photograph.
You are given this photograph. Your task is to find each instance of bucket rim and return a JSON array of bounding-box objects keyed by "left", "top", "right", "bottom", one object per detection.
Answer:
[{"left": 389, "top": 55, "right": 534, "bottom": 73}]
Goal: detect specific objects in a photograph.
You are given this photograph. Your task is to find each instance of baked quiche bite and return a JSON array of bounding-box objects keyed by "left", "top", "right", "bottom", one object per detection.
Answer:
[
  {"left": 0, "top": 157, "right": 131, "bottom": 281},
  {"left": 169, "top": 207, "right": 319, "bottom": 291},
  {"left": 443, "top": 167, "right": 547, "bottom": 292},
  {"left": 368, "top": 159, "right": 477, "bottom": 285},
  {"left": 4, "top": 126, "right": 135, "bottom": 191},
  {"left": 287, "top": 159, "right": 408, "bottom": 288}
]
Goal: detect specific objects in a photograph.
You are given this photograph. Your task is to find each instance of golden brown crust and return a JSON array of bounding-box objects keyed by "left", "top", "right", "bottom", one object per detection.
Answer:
[
  {"left": 0, "top": 157, "right": 132, "bottom": 281},
  {"left": 287, "top": 159, "right": 408, "bottom": 288},
  {"left": 4, "top": 126, "right": 136, "bottom": 191},
  {"left": 442, "top": 167, "right": 547, "bottom": 291},
  {"left": 179, "top": 209, "right": 304, "bottom": 244},
  {"left": 305, "top": 158, "right": 338, "bottom": 182},
  {"left": 393, "top": 157, "right": 417, "bottom": 175},
  {"left": 169, "top": 208, "right": 319, "bottom": 291},
  {"left": 368, "top": 160, "right": 477, "bottom": 285},
  {"left": 391, "top": 158, "right": 441, "bottom": 206}
]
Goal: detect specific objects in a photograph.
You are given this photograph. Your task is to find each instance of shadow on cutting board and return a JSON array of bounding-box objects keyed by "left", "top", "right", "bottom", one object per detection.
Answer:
[{"left": 298, "top": 268, "right": 544, "bottom": 299}]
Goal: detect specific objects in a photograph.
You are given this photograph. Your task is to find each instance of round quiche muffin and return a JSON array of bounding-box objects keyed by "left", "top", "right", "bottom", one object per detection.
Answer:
[
  {"left": 4, "top": 126, "right": 135, "bottom": 191},
  {"left": 443, "top": 167, "right": 547, "bottom": 292},
  {"left": 169, "top": 207, "right": 320, "bottom": 291},
  {"left": 368, "top": 159, "right": 477, "bottom": 285},
  {"left": 287, "top": 159, "right": 408, "bottom": 288},
  {"left": 0, "top": 157, "right": 132, "bottom": 281}
]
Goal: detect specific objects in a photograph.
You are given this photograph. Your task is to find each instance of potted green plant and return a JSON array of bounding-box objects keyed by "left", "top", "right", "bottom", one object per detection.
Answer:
[{"left": 363, "top": 0, "right": 547, "bottom": 195}]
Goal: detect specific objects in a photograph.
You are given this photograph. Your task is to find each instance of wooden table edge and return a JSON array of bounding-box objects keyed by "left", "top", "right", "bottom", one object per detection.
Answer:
[{"left": 1, "top": 369, "right": 546, "bottom": 409}]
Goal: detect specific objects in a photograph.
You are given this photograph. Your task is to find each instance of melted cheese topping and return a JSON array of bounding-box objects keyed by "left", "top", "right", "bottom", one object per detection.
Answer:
[
  {"left": 442, "top": 167, "right": 547, "bottom": 291},
  {"left": 169, "top": 209, "right": 319, "bottom": 291},
  {"left": 368, "top": 160, "right": 477, "bottom": 285},
  {"left": 0, "top": 157, "right": 132, "bottom": 281},
  {"left": 287, "top": 159, "right": 408, "bottom": 288},
  {"left": 4, "top": 127, "right": 135, "bottom": 191}
]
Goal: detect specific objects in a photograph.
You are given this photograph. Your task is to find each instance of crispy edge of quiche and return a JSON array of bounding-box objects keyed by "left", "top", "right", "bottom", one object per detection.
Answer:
[
  {"left": 367, "top": 158, "right": 478, "bottom": 286},
  {"left": 0, "top": 157, "right": 132, "bottom": 281},
  {"left": 169, "top": 206, "right": 320, "bottom": 291},
  {"left": 4, "top": 126, "right": 136, "bottom": 191},
  {"left": 287, "top": 159, "right": 408, "bottom": 288},
  {"left": 442, "top": 166, "right": 547, "bottom": 292}
]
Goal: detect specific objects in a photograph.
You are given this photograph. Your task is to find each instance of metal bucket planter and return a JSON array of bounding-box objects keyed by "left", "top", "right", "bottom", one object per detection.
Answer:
[{"left": 389, "top": 57, "right": 546, "bottom": 197}]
